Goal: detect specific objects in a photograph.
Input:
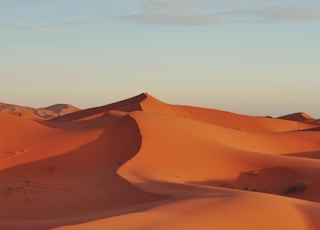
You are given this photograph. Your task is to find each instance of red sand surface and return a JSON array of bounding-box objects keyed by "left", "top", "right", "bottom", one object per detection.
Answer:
[{"left": 1, "top": 93, "right": 320, "bottom": 230}]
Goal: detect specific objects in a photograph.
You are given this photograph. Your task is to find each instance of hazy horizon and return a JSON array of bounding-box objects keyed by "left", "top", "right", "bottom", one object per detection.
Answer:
[{"left": 1, "top": 0, "right": 320, "bottom": 117}]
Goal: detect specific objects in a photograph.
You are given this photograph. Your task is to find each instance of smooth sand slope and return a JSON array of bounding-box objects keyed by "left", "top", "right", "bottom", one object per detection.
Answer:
[{"left": 1, "top": 93, "right": 320, "bottom": 230}]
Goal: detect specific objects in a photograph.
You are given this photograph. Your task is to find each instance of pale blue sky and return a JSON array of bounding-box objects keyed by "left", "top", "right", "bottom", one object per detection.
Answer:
[{"left": 1, "top": 0, "right": 320, "bottom": 117}]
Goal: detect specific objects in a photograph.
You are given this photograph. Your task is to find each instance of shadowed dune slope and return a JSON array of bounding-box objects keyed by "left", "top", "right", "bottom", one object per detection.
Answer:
[
  {"left": 50, "top": 93, "right": 147, "bottom": 122},
  {"left": 0, "top": 111, "right": 164, "bottom": 230},
  {"left": 278, "top": 112, "right": 317, "bottom": 123},
  {"left": 278, "top": 113, "right": 320, "bottom": 127}
]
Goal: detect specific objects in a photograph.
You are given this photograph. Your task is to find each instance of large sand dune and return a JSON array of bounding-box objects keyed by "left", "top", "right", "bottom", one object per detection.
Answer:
[{"left": 1, "top": 93, "right": 320, "bottom": 229}]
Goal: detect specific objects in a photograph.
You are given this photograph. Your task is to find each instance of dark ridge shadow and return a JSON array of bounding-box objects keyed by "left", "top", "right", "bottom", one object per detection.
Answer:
[
  {"left": 298, "top": 126, "right": 320, "bottom": 132},
  {"left": 0, "top": 115, "right": 166, "bottom": 230},
  {"left": 37, "top": 113, "right": 121, "bottom": 130},
  {"left": 132, "top": 179, "right": 239, "bottom": 199},
  {"left": 284, "top": 151, "right": 320, "bottom": 160},
  {"left": 50, "top": 93, "right": 147, "bottom": 122}
]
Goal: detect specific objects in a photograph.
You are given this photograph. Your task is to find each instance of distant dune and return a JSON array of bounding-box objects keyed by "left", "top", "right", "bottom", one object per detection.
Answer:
[
  {"left": 278, "top": 112, "right": 320, "bottom": 125},
  {"left": 1, "top": 93, "right": 320, "bottom": 230},
  {"left": 0, "top": 101, "right": 79, "bottom": 119}
]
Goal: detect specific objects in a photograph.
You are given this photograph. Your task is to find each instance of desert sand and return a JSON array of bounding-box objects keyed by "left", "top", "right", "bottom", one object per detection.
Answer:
[{"left": 1, "top": 93, "right": 320, "bottom": 230}]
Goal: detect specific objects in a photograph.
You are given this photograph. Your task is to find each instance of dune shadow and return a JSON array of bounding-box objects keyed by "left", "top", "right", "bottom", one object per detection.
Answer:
[
  {"left": 298, "top": 126, "right": 320, "bottom": 132},
  {"left": 188, "top": 165, "right": 320, "bottom": 202},
  {"left": 134, "top": 179, "right": 238, "bottom": 199},
  {"left": 49, "top": 93, "right": 146, "bottom": 122},
  {"left": 0, "top": 115, "right": 166, "bottom": 230},
  {"left": 296, "top": 203, "right": 320, "bottom": 230},
  {"left": 284, "top": 151, "right": 320, "bottom": 160}
]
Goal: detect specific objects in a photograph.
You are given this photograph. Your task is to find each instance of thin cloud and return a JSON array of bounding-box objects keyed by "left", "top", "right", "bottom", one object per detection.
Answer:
[
  {"left": 119, "top": 0, "right": 221, "bottom": 25},
  {"left": 1, "top": 23, "right": 54, "bottom": 32},
  {"left": 119, "top": 0, "right": 320, "bottom": 25},
  {"left": 64, "top": 0, "right": 221, "bottom": 26},
  {"left": 257, "top": 4, "right": 320, "bottom": 22},
  {"left": 4, "top": 0, "right": 318, "bottom": 28},
  {"left": 219, "top": 3, "right": 320, "bottom": 23},
  {"left": 65, "top": 17, "right": 111, "bottom": 25},
  {"left": 121, "top": 13, "right": 220, "bottom": 25}
]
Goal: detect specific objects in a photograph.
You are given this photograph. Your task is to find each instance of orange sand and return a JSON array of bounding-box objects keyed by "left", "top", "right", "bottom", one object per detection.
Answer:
[{"left": 1, "top": 93, "right": 320, "bottom": 230}]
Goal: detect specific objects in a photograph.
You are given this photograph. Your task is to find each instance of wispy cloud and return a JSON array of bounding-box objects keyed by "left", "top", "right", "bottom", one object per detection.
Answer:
[
  {"left": 65, "top": 17, "right": 110, "bottom": 25},
  {"left": 1, "top": 23, "right": 55, "bottom": 32},
  {"left": 119, "top": 0, "right": 221, "bottom": 25},
  {"left": 63, "top": 0, "right": 221, "bottom": 26},
  {"left": 121, "top": 13, "right": 220, "bottom": 25},
  {"left": 118, "top": 0, "right": 320, "bottom": 25},
  {"left": 256, "top": 4, "right": 320, "bottom": 22},
  {"left": 5, "top": 0, "right": 318, "bottom": 28}
]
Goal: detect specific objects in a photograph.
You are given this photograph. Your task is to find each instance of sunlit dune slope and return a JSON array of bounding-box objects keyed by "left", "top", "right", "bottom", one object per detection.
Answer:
[{"left": 119, "top": 110, "right": 320, "bottom": 201}]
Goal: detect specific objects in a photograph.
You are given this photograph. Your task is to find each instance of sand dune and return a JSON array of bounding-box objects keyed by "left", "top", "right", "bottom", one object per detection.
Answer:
[
  {"left": 278, "top": 112, "right": 315, "bottom": 122},
  {"left": 0, "top": 101, "right": 79, "bottom": 119},
  {"left": 1, "top": 93, "right": 320, "bottom": 229}
]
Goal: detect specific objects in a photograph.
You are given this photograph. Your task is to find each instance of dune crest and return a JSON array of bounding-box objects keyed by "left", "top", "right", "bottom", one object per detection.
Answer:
[
  {"left": 139, "top": 94, "right": 317, "bottom": 132},
  {"left": 1, "top": 93, "right": 320, "bottom": 229}
]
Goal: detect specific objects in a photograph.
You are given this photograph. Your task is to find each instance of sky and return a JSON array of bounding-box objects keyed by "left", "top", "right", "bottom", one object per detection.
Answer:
[{"left": 1, "top": 0, "right": 320, "bottom": 117}]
